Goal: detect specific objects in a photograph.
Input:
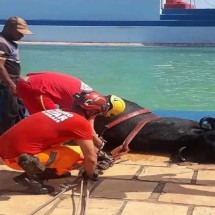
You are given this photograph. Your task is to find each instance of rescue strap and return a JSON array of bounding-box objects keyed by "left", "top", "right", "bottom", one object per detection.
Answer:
[
  {"left": 45, "top": 151, "right": 57, "bottom": 167},
  {"left": 100, "top": 108, "right": 151, "bottom": 137},
  {"left": 100, "top": 108, "right": 159, "bottom": 160},
  {"left": 100, "top": 108, "right": 160, "bottom": 160},
  {"left": 111, "top": 115, "right": 159, "bottom": 159}
]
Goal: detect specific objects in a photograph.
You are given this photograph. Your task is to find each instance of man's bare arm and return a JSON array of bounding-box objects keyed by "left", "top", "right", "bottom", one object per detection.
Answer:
[
  {"left": 88, "top": 118, "right": 104, "bottom": 151},
  {"left": 76, "top": 139, "right": 97, "bottom": 178}
]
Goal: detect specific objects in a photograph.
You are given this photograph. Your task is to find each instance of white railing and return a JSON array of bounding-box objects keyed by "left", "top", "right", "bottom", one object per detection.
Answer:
[{"left": 161, "top": 0, "right": 215, "bottom": 9}]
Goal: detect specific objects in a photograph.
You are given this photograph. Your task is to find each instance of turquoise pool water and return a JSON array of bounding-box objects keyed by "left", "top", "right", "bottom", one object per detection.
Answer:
[{"left": 20, "top": 45, "right": 215, "bottom": 111}]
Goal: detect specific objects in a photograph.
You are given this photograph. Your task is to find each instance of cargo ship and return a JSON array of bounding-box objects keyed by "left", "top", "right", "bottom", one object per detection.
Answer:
[{"left": 0, "top": 0, "right": 215, "bottom": 44}]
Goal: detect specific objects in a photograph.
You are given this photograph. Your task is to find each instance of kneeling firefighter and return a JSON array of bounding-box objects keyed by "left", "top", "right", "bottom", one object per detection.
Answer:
[{"left": 0, "top": 92, "right": 125, "bottom": 194}]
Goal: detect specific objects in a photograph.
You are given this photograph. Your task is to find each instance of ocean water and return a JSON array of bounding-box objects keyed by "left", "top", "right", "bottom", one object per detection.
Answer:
[{"left": 20, "top": 44, "right": 215, "bottom": 111}]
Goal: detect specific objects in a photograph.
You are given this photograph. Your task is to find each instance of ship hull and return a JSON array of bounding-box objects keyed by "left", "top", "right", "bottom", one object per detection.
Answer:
[{"left": 1, "top": 0, "right": 215, "bottom": 44}]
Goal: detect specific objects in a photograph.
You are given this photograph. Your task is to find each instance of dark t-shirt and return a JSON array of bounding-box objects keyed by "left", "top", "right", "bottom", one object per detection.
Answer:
[{"left": 0, "top": 34, "right": 21, "bottom": 79}]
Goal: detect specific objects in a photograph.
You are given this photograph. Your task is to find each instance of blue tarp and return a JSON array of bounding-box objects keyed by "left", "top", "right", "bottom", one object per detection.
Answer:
[{"left": 154, "top": 110, "right": 215, "bottom": 121}]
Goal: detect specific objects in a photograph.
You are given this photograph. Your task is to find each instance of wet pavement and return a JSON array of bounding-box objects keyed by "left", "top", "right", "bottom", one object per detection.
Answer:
[{"left": 0, "top": 153, "right": 215, "bottom": 215}]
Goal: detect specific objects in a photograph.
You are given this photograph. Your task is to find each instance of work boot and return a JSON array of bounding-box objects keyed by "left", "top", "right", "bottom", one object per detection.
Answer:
[
  {"left": 13, "top": 172, "right": 28, "bottom": 183},
  {"left": 18, "top": 153, "right": 46, "bottom": 175},
  {"left": 13, "top": 173, "right": 54, "bottom": 194},
  {"left": 37, "top": 168, "right": 71, "bottom": 180}
]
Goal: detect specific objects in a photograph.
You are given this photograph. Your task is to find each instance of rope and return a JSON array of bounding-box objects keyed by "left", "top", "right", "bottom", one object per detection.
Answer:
[
  {"left": 74, "top": 178, "right": 91, "bottom": 215},
  {"left": 84, "top": 180, "right": 91, "bottom": 215},
  {"left": 28, "top": 176, "right": 82, "bottom": 215},
  {"left": 80, "top": 180, "right": 91, "bottom": 215},
  {"left": 28, "top": 175, "right": 92, "bottom": 215},
  {"left": 75, "top": 178, "right": 84, "bottom": 215}
]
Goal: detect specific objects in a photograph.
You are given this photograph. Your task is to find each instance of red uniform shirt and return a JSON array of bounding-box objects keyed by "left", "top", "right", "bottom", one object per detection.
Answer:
[
  {"left": 0, "top": 110, "right": 93, "bottom": 159},
  {"left": 16, "top": 71, "right": 93, "bottom": 113}
]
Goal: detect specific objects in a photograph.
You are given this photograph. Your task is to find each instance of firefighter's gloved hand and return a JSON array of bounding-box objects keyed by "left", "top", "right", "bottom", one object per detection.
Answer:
[
  {"left": 80, "top": 169, "right": 102, "bottom": 181},
  {"left": 97, "top": 160, "right": 112, "bottom": 170},
  {"left": 97, "top": 150, "right": 114, "bottom": 162},
  {"left": 97, "top": 150, "right": 114, "bottom": 170}
]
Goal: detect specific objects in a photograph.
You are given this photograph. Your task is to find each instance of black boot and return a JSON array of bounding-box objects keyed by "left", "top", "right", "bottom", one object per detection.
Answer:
[
  {"left": 13, "top": 173, "right": 54, "bottom": 194},
  {"left": 13, "top": 172, "right": 28, "bottom": 183},
  {"left": 18, "top": 153, "right": 46, "bottom": 175}
]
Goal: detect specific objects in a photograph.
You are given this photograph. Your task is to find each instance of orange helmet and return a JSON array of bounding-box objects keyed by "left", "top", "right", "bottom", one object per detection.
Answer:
[{"left": 74, "top": 91, "right": 110, "bottom": 118}]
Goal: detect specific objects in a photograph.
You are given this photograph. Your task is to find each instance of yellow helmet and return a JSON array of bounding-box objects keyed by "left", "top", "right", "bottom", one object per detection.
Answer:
[{"left": 105, "top": 95, "right": 126, "bottom": 117}]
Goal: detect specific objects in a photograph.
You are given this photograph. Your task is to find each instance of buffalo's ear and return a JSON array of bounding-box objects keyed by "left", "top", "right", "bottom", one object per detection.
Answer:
[{"left": 199, "top": 117, "right": 215, "bottom": 130}]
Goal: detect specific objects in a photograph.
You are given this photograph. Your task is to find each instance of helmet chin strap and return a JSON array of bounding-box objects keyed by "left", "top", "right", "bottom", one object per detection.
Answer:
[
  {"left": 101, "top": 101, "right": 111, "bottom": 117},
  {"left": 85, "top": 110, "right": 100, "bottom": 119},
  {"left": 86, "top": 101, "right": 111, "bottom": 118}
]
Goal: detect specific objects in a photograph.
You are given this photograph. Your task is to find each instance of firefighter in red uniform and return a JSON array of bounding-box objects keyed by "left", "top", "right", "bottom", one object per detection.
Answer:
[
  {"left": 0, "top": 109, "right": 98, "bottom": 194},
  {"left": 16, "top": 71, "right": 126, "bottom": 149},
  {"left": 16, "top": 71, "right": 93, "bottom": 114}
]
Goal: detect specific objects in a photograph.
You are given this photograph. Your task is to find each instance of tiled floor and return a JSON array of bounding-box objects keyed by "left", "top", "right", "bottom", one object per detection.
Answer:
[{"left": 0, "top": 153, "right": 215, "bottom": 215}]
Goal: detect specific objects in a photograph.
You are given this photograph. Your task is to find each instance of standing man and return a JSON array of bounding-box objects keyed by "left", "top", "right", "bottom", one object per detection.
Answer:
[{"left": 0, "top": 16, "right": 33, "bottom": 134}]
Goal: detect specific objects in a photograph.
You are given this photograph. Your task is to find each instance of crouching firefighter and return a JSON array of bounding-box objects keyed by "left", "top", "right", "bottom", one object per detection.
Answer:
[
  {"left": 0, "top": 109, "right": 104, "bottom": 194},
  {"left": 73, "top": 91, "right": 126, "bottom": 169}
]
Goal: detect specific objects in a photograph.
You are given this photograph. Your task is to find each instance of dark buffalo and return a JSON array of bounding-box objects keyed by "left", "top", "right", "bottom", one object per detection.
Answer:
[{"left": 95, "top": 99, "right": 215, "bottom": 163}]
